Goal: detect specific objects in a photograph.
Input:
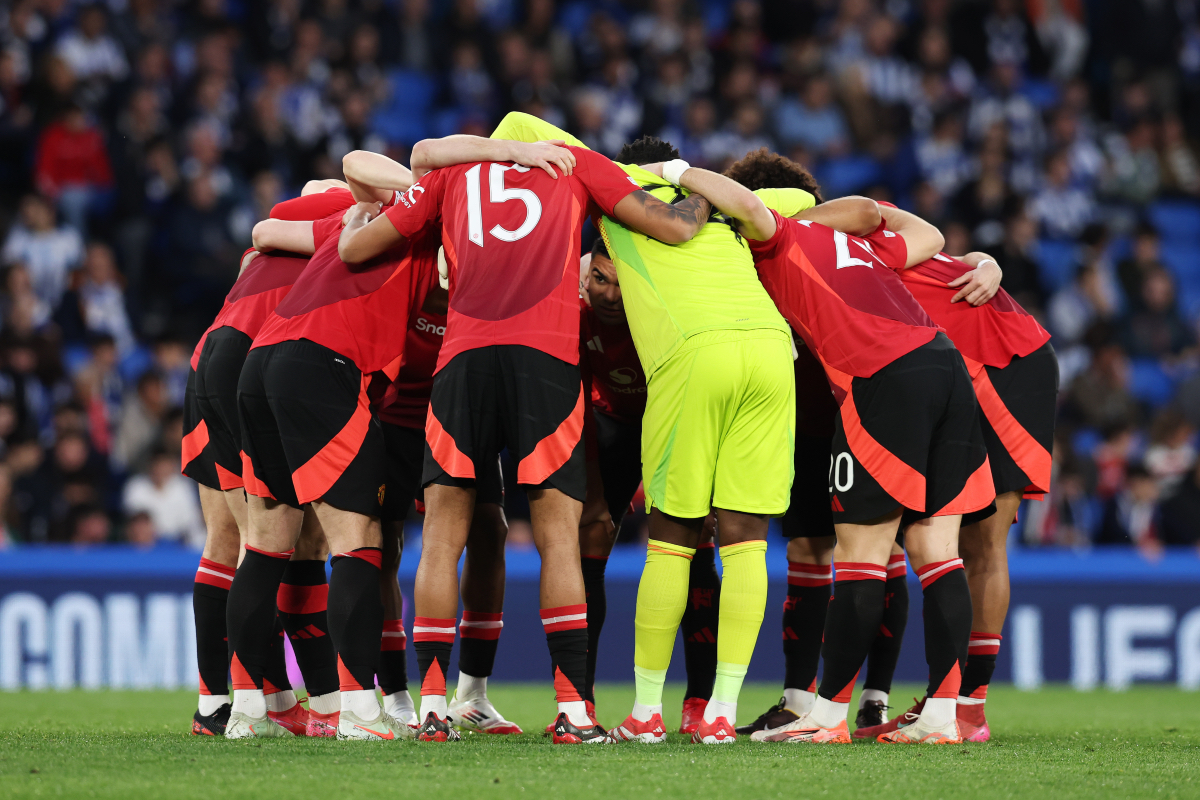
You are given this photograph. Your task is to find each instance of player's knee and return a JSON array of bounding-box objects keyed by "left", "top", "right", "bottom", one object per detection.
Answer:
[{"left": 787, "top": 535, "right": 835, "bottom": 564}]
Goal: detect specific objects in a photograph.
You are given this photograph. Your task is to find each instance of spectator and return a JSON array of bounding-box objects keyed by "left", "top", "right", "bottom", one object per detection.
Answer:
[
  {"left": 1028, "top": 150, "right": 1095, "bottom": 240},
  {"left": 152, "top": 335, "right": 190, "bottom": 409},
  {"left": 69, "top": 505, "right": 112, "bottom": 546},
  {"left": 54, "top": 5, "right": 129, "bottom": 88},
  {"left": 0, "top": 463, "right": 19, "bottom": 545},
  {"left": 1064, "top": 343, "right": 1142, "bottom": 430},
  {"left": 1116, "top": 223, "right": 1167, "bottom": 311},
  {"left": 1048, "top": 262, "right": 1117, "bottom": 345},
  {"left": 124, "top": 509, "right": 156, "bottom": 547},
  {"left": 1096, "top": 464, "right": 1162, "bottom": 558},
  {"left": 75, "top": 242, "right": 134, "bottom": 355},
  {"left": 33, "top": 104, "right": 114, "bottom": 235},
  {"left": 775, "top": 74, "right": 849, "bottom": 156},
  {"left": 1159, "top": 115, "right": 1200, "bottom": 197},
  {"left": 916, "top": 111, "right": 973, "bottom": 197},
  {"left": 1144, "top": 408, "right": 1198, "bottom": 493},
  {"left": 1160, "top": 459, "right": 1200, "bottom": 549},
  {"left": 18, "top": 429, "right": 107, "bottom": 542},
  {"left": 2, "top": 194, "right": 83, "bottom": 312},
  {"left": 122, "top": 448, "right": 204, "bottom": 548},
  {"left": 1119, "top": 269, "right": 1196, "bottom": 359},
  {"left": 112, "top": 371, "right": 167, "bottom": 474}
]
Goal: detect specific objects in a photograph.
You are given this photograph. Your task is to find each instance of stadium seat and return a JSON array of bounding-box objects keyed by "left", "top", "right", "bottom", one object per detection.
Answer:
[
  {"left": 1148, "top": 200, "right": 1200, "bottom": 244},
  {"left": 814, "top": 155, "right": 882, "bottom": 198},
  {"left": 1159, "top": 241, "right": 1200, "bottom": 282},
  {"left": 1071, "top": 427, "right": 1102, "bottom": 459},
  {"left": 1128, "top": 357, "right": 1177, "bottom": 407},
  {"left": 371, "top": 70, "right": 436, "bottom": 145},
  {"left": 1033, "top": 239, "right": 1078, "bottom": 293}
]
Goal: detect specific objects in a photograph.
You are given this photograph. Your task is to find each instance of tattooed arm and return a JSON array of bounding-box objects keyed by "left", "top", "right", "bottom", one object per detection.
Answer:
[
  {"left": 611, "top": 190, "right": 712, "bottom": 244},
  {"left": 668, "top": 166, "right": 777, "bottom": 241}
]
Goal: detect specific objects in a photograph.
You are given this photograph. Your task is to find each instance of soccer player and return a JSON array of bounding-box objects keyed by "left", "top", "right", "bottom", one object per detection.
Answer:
[
  {"left": 337, "top": 134, "right": 709, "bottom": 743},
  {"left": 490, "top": 115, "right": 815, "bottom": 744},
  {"left": 686, "top": 159, "right": 993, "bottom": 744},
  {"left": 183, "top": 185, "right": 354, "bottom": 737},
  {"left": 577, "top": 240, "right": 722, "bottom": 735},
  {"left": 848, "top": 206, "right": 1057, "bottom": 742}
]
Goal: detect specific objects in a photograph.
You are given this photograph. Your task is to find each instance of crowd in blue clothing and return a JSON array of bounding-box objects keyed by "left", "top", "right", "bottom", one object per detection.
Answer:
[{"left": 0, "top": 0, "right": 1197, "bottom": 551}]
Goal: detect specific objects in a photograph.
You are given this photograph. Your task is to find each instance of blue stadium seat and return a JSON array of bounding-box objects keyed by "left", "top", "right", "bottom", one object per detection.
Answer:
[
  {"left": 814, "top": 156, "right": 882, "bottom": 198},
  {"left": 1148, "top": 201, "right": 1200, "bottom": 244},
  {"left": 1128, "top": 357, "right": 1177, "bottom": 407},
  {"left": 371, "top": 70, "right": 436, "bottom": 145},
  {"left": 1159, "top": 241, "right": 1200, "bottom": 281},
  {"left": 1033, "top": 239, "right": 1078, "bottom": 293},
  {"left": 1071, "top": 427, "right": 1102, "bottom": 459}
]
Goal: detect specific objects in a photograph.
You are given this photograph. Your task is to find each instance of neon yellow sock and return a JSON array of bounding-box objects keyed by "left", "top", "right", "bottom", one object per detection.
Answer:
[
  {"left": 633, "top": 539, "right": 695, "bottom": 707},
  {"left": 715, "top": 540, "right": 768, "bottom": 699}
]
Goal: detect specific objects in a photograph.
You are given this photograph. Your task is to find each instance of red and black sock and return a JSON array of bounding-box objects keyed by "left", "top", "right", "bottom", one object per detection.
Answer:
[
  {"left": 277, "top": 559, "right": 338, "bottom": 697},
  {"left": 327, "top": 548, "right": 383, "bottom": 693},
  {"left": 961, "top": 632, "right": 1001, "bottom": 700},
  {"left": 226, "top": 546, "right": 293, "bottom": 691},
  {"left": 682, "top": 543, "right": 720, "bottom": 701},
  {"left": 864, "top": 553, "right": 909, "bottom": 694},
  {"left": 264, "top": 614, "right": 292, "bottom": 695},
  {"left": 458, "top": 611, "right": 503, "bottom": 679},
  {"left": 916, "top": 558, "right": 971, "bottom": 700},
  {"left": 542, "top": 604, "right": 589, "bottom": 704},
  {"left": 413, "top": 616, "right": 455, "bottom": 700},
  {"left": 378, "top": 619, "right": 409, "bottom": 695},
  {"left": 193, "top": 557, "right": 235, "bottom": 698},
  {"left": 782, "top": 560, "right": 832, "bottom": 692},
  {"left": 817, "top": 562, "right": 887, "bottom": 703},
  {"left": 580, "top": 556, "right": 607, "bottom": 704}
]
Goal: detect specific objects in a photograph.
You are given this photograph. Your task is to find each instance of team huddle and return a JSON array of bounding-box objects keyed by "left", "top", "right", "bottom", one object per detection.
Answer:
[{"left": 181, "top": 111, "right": 1058, "bottom": 746}]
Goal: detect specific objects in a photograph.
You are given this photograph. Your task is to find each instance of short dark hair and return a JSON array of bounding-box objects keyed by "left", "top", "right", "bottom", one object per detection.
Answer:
[
  {"left": 590, "top": 238, "right": 610, "bottom": 261},
  {"left": 616, "top": 135, "right": 679, "bottom": 165},
  {"left": 723, "top": 148, "right": 824, "bottom": 203}
]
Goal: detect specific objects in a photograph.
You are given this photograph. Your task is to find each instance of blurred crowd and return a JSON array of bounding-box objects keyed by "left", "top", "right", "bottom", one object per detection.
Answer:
[{"left": 0, "top": 0, "right": 1198, "bottom": 553}]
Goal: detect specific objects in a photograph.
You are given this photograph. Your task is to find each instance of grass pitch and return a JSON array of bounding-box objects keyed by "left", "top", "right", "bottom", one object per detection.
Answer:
[{"left": 1, "top": 683, "right": 1197, "bottom": 800}]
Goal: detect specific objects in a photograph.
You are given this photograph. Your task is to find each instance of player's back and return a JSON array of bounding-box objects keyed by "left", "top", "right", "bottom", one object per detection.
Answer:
[
  {"left": 749, "top": 210, "right": 938, "bottom": 383},
  {"left": 385, "top": 147, "right": 639, "bottom": 371}
]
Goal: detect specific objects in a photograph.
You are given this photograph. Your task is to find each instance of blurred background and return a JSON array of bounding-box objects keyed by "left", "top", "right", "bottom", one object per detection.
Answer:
[{"left": 1, "top": 0, "right": 1199, "bottom": 692}]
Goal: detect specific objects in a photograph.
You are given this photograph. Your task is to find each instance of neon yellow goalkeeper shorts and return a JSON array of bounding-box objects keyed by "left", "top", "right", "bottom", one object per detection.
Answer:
[{"left": 641, "top": 329, "right": 796, "bottom": 519}]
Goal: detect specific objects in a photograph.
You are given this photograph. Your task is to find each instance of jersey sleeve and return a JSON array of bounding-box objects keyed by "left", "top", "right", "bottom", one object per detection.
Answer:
[
  {"left": 490, "top": 112, "right": 589, "bottom": 149},
  {"left": 572, "top": 148, "right": 641, "bottom": 218},
  {"left": 270, "top": 188, "right": 354, "bottom": 220},
  {"left": 755, "top": 188, "right": 817, "bottom": 218},
  {"left": 312, "top": 214, "right": 343, "bottom": 249},
  {"left": 383, "top": 169, "right": 447, "bottom": 239},
  {"left": 864, "top": 220, "right": 910, "bottom": 271},
  {"left": 747, "top": 209, "right": 790, "bottom": 256}
]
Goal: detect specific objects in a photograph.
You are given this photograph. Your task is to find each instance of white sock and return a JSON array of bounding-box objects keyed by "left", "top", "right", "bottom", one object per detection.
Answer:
[
  {"left": 265, "top": 690, "right": 297, "bottom": 713},
  {"left": 702, "top": 699, "right": 736, "bottom": 725},
  {"left": 922, "top": 697, "right": 956, "bottom": 727},
  {"left": 859, "top": 688, "right": 888, "bottom": 708},
  {"left": 631, "top": 702, "right": 662, "bottom": 723},
  {"left": 232, "top": 689, "right": 266, "bottom": 718},
  {"left": 198, "top": 694, "right": 228, "bottom": 716},
  {"left": 383, "top": 690, "right": 416, "bottom": 721},
  {"left": 420, "top": 694, "right": 448, "bottom": 720},
  {"left": 782, "top": 688, "right": 815, "bottom": 716},
  {"left": 455, "top": 672, "right": 487, "bottom": 702},
  {"left": 307, "top": 691, "right": 340, "bottom": 715},
  {"left": 808, "top": 695, "right": 849, "bottom": 728},
  {"left": 957, "top": 695, "right": 985, "bottom": 706},
  {"left": 342, "top": 688, "right": 381, "bottom": 720},
  {"left": 560, "top": 700, "right": 591, "bottom": 727}
]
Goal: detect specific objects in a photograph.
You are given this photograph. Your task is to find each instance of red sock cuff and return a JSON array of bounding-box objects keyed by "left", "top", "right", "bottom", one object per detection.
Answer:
[
  {"left": 581, "top": 554, "right": 609, "bottom": 561},
  {"left": 968, "top": 631, "right": 1002, "bottom": 655},
  {"left": 334, "top": 547, "right": 382, "bottom": 569},
  {"left": 195, "top": 558, "right": 235, "bottom": 588},
  {"left": 886, "top": 553, "right": 907, "bottom": 578},
  {"left": 245, "top": 545, "right": 294, "bottom": 559},
  {"left": 834, "top": 562, "right": 887, "bottom": 582},
  {"left": 696, "top": 542, "right": 716, "bottom": 550},
  {"left": 915, "top": 558, "right": 964, "bottom": 589},
  {"left": 277, "top": 582, "right": 328, "bottom": 614},
  {"left": 459, "top": 611, "right": 504, "bottom": 640},
  {"left": 412, "top": 616, "right": 456, "bottom": 643},
  {"left": 787, "top": 561, "right": 833, "bottom": 586},
  {"left": 382, "top": 619, "right": 407, "bottom": 651},
  {"left": 540, "top": 604, "right": 587, "bottom": 633}
]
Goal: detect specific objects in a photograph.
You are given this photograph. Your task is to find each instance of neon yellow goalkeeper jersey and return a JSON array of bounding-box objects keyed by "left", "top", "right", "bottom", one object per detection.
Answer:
[{"left": 490, "top": 113, "right": 816, "bottom": 378}]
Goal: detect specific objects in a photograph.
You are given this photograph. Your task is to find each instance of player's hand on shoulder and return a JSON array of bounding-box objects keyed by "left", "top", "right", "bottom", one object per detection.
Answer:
[
  {"left": 343, "top": 201, "right": 383, "bottom": 227},
  {"left": 948, "top": 252, "right": 1003, "bottom": 306},
  {"left": 509, "top": 140, "right": 576, "bottom": 179}
]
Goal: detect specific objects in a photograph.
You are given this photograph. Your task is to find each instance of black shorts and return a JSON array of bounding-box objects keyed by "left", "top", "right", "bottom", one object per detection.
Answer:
[
  {"left": 182, "top": 327, "right": 252, "bottom": 491},
  {"left": 423, "top": 345, "right": 586, "bottom": 503},
  {"left": 830, "top": 333, "right": 993, "bottom": 525},
  {"left": 238, "top": 339, "right": 386, "bottom": 516},
  {"left": 381, "top": 421, "right": 504, "bottom": 523},
  {"left": 593, "top": 409, "right": 643, "bottom": 527},
  {"left": 781, "top": 433, "right": 835, "bottom": 538},
  {"left": 972, "top": 341, "right": 1059, "bottom": 500}
]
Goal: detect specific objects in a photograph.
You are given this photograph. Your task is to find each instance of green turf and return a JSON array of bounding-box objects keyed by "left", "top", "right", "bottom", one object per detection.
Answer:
[{"left": 1, "top": 684, "right": 1197, "bottom": 800}]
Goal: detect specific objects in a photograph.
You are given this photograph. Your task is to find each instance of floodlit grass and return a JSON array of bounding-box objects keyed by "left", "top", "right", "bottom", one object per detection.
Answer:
[{"left": 1, "top": 683, "right": 1197, "bottom": 799}]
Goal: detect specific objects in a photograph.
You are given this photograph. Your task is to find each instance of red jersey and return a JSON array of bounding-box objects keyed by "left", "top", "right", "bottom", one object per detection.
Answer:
[
  {"left": 749, "top": 210, "right": 938, "bottom": 397},
  {"left": 579, "top": 299, "right": 647, "bottom": 424},
  {"left": 190, "top": 250, "right": 311, "bottom": 369},
  {"left": 376, "top": 274, "right": 446, "bottom": 429},
  {"left": 383, "top": 147, "right": 641, "bottom": 371},
  {"left": 252, "top": 215, "right": 439, "bottom": 380},
  {"left": 890, "top": 252, "right": 1051, "bottom": 371}
]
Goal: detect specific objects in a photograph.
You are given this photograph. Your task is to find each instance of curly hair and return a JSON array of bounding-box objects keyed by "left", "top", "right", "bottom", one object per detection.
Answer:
[
  {"left": 723, "top": 148, "right": 824, "bottom": 203},
  {"left": 616, "top": 135, "right": 680, "bottom": 165}
]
